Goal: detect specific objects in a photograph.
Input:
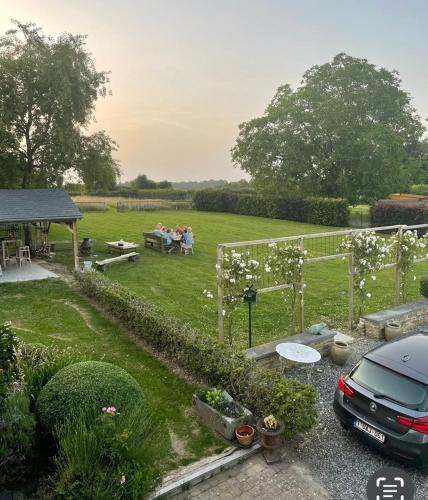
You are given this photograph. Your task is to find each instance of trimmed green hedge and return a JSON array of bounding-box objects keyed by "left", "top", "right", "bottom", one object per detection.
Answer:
[
  {"left": 36, "top": 361, "right": 145, "bottom": 431},
  {"left": 75, "top": 272, "right": 316, "bottom": 438},
  {"left": 420, "top": 277, "right": 428, "bottom": 298},
  {"left": 193, "top": 189, "right": 348, "bottom": 227},
  {"left": 370, "top": 201, "right": 428, "bottom": 227}
]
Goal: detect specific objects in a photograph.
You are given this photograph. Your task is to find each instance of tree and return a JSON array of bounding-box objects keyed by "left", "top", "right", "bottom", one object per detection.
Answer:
[
  {"left": 0, "top": 21, "right": 119, "bottom": 190},
  {"left": 158, "top": 180, "right": 172, "bottom": 189},
  {"left": 231, "top": 53, "right": 425, "bottom": 203},
  {"left": 77, "top": 131, "right": 120, "bottom": 191},
  {"left": 131, "top": 174, "right": 157, "bottom": 190}
]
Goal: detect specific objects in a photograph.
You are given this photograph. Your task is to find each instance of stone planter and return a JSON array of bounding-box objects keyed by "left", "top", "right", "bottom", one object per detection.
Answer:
[
  {"left": 192, "top": 391, "right": 253, "bottom": 441},
  {"left": 256, "top": 418, "right": 285, "bottom": 464},
  {"left": 384, "top": 321, "right": 403, "bottom": 341},
  {"left": 330, "top": 340, "right": 351, "bottom": 366}
]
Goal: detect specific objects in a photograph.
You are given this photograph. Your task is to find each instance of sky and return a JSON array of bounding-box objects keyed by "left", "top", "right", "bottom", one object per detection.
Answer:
[{"left": 1, "top": 0, "right": 428, "bottom": 182}]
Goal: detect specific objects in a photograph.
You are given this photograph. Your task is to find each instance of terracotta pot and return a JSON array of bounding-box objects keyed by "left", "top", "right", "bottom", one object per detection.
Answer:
[
  {"left": 330, "top": 341, "right": 351, "bottom": 366},
  {"left": 256, "top": 418, "right": 284, "bottom": 463},
  {"left": 384, "top": 321, "right": 403, "bottom": 341},
  {"left": 235, "top": 425, "right": 255, "bottom": 447}
]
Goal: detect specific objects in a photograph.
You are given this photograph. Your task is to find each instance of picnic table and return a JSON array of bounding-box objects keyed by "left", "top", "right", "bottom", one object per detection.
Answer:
[{"left": 106, "top": 241, "right": 139, "bottom": 254}]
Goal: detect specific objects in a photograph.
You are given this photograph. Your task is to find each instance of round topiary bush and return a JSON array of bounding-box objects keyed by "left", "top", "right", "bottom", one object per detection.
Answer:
[{"left": 36, "top": 361, "right": 144, "bottom": 431}]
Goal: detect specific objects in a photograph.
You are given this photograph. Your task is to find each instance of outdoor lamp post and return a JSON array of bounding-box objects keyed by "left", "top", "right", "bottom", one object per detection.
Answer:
[{"left": 243, "top": 286, "right": 257, "bottom": 348}]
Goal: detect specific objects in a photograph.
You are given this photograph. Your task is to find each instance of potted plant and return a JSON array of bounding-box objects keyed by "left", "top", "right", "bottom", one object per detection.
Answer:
[
  {"left": 193, "top": 388, "right": 253, "bottom": 440},
  {"left": 256, "top": 414, "right": 284, "bottom": 464},
  {"left": 235, "top": 424, "right": 255, "bottom": 447}
]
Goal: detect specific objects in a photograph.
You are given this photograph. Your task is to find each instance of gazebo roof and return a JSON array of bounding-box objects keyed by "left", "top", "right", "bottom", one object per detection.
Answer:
[{"left": 0, "top": 189, "right": 82, "bottom": 224}]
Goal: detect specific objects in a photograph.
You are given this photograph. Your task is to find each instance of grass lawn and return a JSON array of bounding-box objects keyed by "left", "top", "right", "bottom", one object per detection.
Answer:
[
  {"left": 50, "top": 209, "right": 428, "bottom": 349},
  {"left": 0, "top": 279, "right": 225, "bottom": 472}
]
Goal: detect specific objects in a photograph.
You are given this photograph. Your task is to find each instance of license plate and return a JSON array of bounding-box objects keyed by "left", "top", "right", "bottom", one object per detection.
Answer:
[{"left": 354, "top": 419, "right": 385, "bottom": 443}]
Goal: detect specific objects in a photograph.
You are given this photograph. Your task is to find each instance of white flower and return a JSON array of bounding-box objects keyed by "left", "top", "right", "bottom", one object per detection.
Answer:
[
  {"left": 366, "top": 293, "right": 371, "bottom": 298},
  {"left": 245, "top": 274, "right": 252, "bottom": 280},
  {"left": 371, "top": 275, "right": 376, "bottom": 281},
  {"left": 120, "top": 475, "right": 126, "bottom": 484}
]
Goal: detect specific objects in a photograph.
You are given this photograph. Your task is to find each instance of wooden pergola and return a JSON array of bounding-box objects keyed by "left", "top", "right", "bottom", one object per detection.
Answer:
[{"left": 0, "top": 189, "right": 83, "bottom": 270}]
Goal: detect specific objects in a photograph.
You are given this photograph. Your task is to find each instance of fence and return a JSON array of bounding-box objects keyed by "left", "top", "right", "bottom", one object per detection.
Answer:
[
  {"left": 216, "top": 223, "right": 428, "bottom": 342},
  {"left": 116, "top": 200, "right": 193, "bottom": 212},
  {"left": 75, "top": 201, "right": 108, "bottom": 212}
]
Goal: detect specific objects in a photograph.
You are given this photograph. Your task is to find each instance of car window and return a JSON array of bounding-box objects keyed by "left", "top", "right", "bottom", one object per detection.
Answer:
[{"left": 351, "top": 359, "right": 428, "bottom": 410}]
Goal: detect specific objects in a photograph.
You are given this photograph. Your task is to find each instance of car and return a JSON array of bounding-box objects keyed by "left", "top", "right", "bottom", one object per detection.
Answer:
[{"left": 333, "top": 332, "right": 428, "bottom": 466}]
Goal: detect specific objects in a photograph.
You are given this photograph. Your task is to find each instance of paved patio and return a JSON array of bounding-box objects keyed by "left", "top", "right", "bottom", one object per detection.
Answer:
[
  {"left": 172, "top": 452, "right": 329, "bottom": 499},
  {"left": 0, "top": 262, "right": 58, "bottom": 283}
]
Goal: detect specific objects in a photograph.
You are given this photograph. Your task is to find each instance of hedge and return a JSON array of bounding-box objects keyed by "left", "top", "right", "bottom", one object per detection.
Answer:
[
  {"left": 75, "top": 271, "right": 316, "bottom": 438},
  {"left": 91, "top": 188, "right": 192, "bottom": 200},
  {"left": 410, "top": 185, "right": 428, "bottom": 196},
  {"left": 36, "top": 361, "right": 145, "bottom": 432},
  {"left": 420, "top": 278, "right": 428, "bottom": 299},
  {"left": 370, "top": 201, "right": 428, "bottom": 227},
  {"left": 193, "top": 189, "right": 348, "bottom": 227}
]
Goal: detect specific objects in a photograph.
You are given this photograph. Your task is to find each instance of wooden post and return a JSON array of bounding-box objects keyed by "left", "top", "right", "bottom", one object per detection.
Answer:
[
  {"left": 299, "top": 237, "right": 305, "bottom": 333},
  {"left": 395, "top": 225, "right": 403, "bottom": 305},
  {"left": 348, "top": 231, "right": 354, "bottom": 329},
  {"left": 217, "top": 245, "right": 225, "bottom": 343},
  {"left": 71, "top": 220, "right": 79, "bottom": 271}
]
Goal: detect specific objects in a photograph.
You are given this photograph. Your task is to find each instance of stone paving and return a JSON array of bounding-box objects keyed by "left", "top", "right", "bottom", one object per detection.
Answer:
[{"left": 172, "top": 451, "right": 329, "bottom": 500}]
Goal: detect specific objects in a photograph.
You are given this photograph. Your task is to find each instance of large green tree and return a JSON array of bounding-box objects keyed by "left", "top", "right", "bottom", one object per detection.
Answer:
[
  {"left": 232, "top": 53, "right": 425, "bottom": 203},
  {"left": 0, "top": 21, "right": 119, "bottom": 189}
]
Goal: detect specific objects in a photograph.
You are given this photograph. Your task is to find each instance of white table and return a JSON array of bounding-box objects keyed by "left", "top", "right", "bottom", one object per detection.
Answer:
[{"left": 275, "top": 342, "right": 321, "bottom": 382}]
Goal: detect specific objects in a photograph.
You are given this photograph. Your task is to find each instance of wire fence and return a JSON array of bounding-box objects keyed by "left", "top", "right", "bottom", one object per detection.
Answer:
[{"left": 216, "top": 224, "right": 428, "bottom": 341}]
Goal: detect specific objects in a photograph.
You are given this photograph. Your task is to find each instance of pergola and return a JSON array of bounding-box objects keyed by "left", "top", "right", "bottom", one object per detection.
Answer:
[{"left": 0, "top": 189, "right": 83, "bottom": 270}]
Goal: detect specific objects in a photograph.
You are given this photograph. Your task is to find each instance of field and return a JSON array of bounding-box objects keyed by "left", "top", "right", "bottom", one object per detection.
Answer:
[
  {"left": 50, "top": 208, "right": 428, "bottom": 349},
  {"left": 0, "top": 279, "right": 225, "bottom": 473}
]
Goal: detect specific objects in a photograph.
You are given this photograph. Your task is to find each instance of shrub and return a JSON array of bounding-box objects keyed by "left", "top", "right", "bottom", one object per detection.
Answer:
[
  {"left": 410, "top": 184, "right": 428, "bottom": 196},
  {"left": 75, "top": 272, "right": 317, "bottom": 438},
  {"left": 36, "top": 361, "right": 145, "bottom": 432},
  {"left": 0, "top": 385, "right": 35, "bottom": 483},
  {"left": 370, "top": 201, "right": 428, "bottom": 227},
  {"left": 15, "top": 343, "right": 85, "bottom": 411},
  {"left": 420, "top": 277, "right": 428, "bottom": 298},
  {"left": 193, "top": 189, "right": 348, "bottom": 227},
  {"left": 0, "top": 322, "right": 20, "bottom": 384},
  {"left": 53, "top": 406, "right": 158, "bottom": 499}
]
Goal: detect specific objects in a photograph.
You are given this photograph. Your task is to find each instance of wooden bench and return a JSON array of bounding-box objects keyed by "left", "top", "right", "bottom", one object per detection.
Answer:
[
  {"left": 143, "top": 232, "right": 173, "bottom": 253},
  {"left": 95, "top": 252, "right": 140, "bottom": 272}
]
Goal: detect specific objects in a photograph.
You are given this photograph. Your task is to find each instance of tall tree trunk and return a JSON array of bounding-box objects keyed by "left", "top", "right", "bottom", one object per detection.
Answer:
[{"left": 22, "top": 157, "right": 33, "bottom": 248}]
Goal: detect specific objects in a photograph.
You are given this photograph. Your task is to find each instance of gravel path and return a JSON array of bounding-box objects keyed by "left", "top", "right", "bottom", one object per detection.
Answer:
[{"left": 287, "top": 338, "right": 428, "bottom": 500}]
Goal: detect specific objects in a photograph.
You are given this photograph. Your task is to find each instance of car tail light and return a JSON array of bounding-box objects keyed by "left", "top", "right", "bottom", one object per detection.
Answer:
[
  {"left": 337, "top": 374, "right": 354, "bottom": 398},
  {"left": 396, "top": 415, "right": 428, "bottom": 435}
]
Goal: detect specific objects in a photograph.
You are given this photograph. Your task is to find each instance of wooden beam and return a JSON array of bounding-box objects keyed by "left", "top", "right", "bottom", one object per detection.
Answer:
[
  {"left": 62, "top": 221, "right": 73, "bottom": 234},
  {"left": 71, "top": 220, "right": 79, "bottom": 271},
  {"left": 217, "top": 245, "right": 224, "bottom": 343}
]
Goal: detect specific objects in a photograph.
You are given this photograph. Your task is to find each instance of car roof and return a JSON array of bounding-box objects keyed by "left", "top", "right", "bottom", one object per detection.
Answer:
[{"left": 364, "top": 333, "right": 428, "bottom": 385}]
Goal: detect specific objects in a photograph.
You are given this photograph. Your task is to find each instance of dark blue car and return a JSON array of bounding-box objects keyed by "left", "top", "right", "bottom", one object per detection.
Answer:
[{"left": 334, "top": 332, "right": 428, "bottom": 466}]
